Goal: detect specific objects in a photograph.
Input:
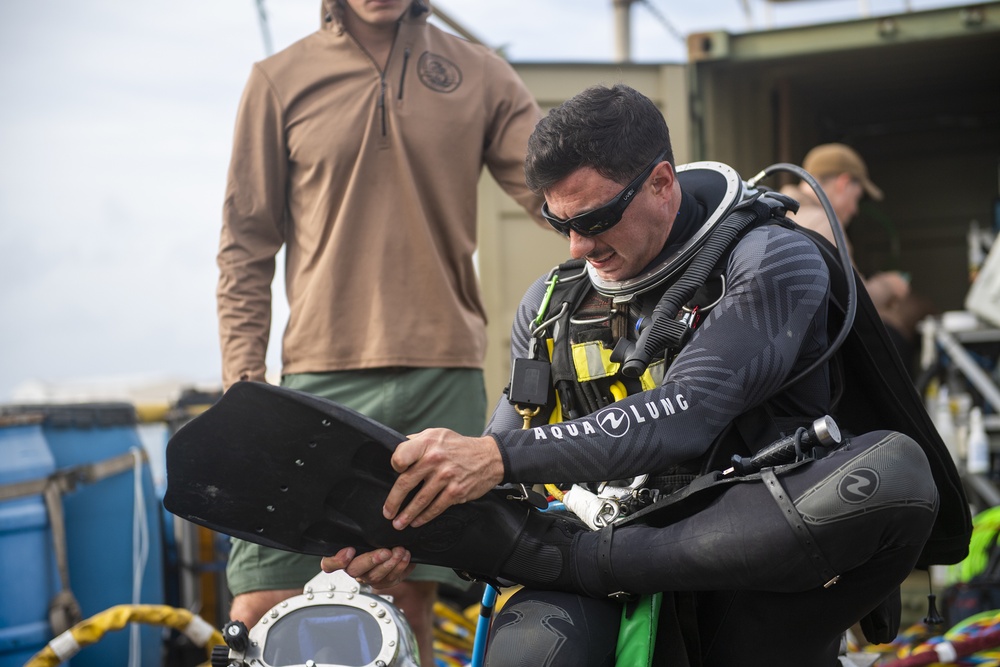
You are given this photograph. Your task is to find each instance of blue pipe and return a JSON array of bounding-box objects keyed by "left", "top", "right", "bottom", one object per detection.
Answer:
[{"left": 470, "top": 585, "right": 498, "bottom": 667}]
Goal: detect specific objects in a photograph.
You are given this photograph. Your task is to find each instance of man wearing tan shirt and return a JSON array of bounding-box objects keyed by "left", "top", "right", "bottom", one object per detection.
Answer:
[{"left": 216, "top": 1, "right": 544, "bottom": 663}]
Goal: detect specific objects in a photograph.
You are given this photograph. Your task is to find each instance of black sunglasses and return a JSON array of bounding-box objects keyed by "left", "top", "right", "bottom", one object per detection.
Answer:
[{"left": 541, "top": 149, "right": 669, "bottom": 238}]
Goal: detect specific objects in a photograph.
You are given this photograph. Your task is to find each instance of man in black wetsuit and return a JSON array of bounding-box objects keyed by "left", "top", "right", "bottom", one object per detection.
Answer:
[{"left": 321, "top": 84, "right": 953, "bottom": 665}]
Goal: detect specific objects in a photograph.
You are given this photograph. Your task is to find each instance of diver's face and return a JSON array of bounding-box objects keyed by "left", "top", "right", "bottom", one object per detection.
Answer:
[{"left": 544, "top": 163, "right": 678, "bottom": 283}]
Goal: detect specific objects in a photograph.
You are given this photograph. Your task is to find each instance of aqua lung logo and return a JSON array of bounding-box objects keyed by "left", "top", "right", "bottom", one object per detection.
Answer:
[
  {"left": 837, "top": 468, "right": 880, "bottom": 504},
  {"left": 531, "top": 394, "right": 689, "bottom": 440},
  {"left": 418, "top": 52, "right": 462, "bottom": 93},
  {"left": 597, "top": 407, "right": 630, "bottom": 438}
]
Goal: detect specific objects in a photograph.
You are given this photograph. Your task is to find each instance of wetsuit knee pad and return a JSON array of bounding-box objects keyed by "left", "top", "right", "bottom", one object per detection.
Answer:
[
  {"left": 789, "top": 430, "right": 939, "bottom": 541},
  {"left": 484, "top": 590, "right": 619, "bottom": 667}
]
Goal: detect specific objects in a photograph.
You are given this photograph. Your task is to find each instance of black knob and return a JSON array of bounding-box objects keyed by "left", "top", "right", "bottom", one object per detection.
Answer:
[
  {"left": 222, "top": 620, "right": 249, "bottom": 652},
  {"left": 210, "top": 644, "right": 234, "bottom": 667}
]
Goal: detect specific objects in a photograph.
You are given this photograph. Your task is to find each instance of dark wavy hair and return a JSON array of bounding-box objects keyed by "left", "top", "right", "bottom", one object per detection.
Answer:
[{"left": 525, "top": 84, "right": 674, "bottom": 194}]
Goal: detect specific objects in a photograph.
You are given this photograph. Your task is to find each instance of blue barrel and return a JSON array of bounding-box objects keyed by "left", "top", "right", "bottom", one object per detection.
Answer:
[
  {"left": 0, "top": 419, "right": 60, "bottom": 667},
  {"left": 0, "top": 404, "right": 165, "bottom": 667}
]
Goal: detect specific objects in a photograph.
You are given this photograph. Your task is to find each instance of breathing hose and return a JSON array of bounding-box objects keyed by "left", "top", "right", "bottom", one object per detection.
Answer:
[
  {"left": 619, "top": 195, "right": 775, "bottom": 378},
  {"left": 748, "top": 163, "right": 858, "bottom": 393},
  {"left": 619, "top": 162, "right": 857, "bottom": 394}
]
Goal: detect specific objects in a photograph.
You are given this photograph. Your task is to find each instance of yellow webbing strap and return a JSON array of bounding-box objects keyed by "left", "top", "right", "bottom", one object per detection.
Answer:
[
  {"left": 572, "top": 341, "right": 618, "bottom": 381},
  {"left": 545, "top": 339, "right": 564, "bottom": 424},
  {"left": 569, "top": 340, "right": 662, "bottom": 391}
]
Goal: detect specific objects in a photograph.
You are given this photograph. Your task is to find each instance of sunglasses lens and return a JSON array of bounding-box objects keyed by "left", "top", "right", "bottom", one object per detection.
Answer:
[
  {"left": 581, "top": 217, "right": 615, "bottom": 236},
  {"left": 544, "top": 207, "right": 616, "bottom": 238},
  {"left": 547, "top": 219, "right": 571, "bottom": 237},
  {"left": 539, "top": 148, "right": 665, "bottom": 238}
]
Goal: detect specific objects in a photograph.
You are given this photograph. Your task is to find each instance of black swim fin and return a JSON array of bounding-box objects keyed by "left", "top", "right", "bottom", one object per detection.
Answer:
[{"left": 163, "top": 381, "right": 544, "bottom": 579}]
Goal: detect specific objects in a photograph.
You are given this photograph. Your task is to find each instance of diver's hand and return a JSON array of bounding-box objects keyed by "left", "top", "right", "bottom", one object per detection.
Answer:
[
  {"left": 383, "top": 431, "right": 504, "bottom": 530},
  {"left": 321, "top": 546, "right": 415, "bottom": 589}
]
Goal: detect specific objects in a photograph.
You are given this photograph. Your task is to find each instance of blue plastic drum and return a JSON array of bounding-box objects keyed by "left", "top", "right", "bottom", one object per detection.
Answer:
[
  {"left": 0, "top": 404, "right": 165, "bottom": 667},
  {"left": 0, "top": 419, "right": 59, "bottom": 667}
]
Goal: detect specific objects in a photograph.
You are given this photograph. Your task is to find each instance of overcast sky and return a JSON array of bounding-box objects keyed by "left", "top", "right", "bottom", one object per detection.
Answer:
[{"left": 0, "top": 0, "right": 970, "bottom": 402}]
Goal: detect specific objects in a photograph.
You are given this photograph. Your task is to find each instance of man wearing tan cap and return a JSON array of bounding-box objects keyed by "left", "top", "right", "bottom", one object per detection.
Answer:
[
  {"left": 781, "top": 143, "right": 883, "bottom": 250},
  {"left": 782, "top": 143, "right": 920, "bottom": 360}
]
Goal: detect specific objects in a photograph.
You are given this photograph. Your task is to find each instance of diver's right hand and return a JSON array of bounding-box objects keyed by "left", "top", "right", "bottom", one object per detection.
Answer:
[
  {"left": 384, "top": 431, "right": 504, "bottom": 530},
  {"left": 320, "top": 546, "right": 415, "bottom": 590}
]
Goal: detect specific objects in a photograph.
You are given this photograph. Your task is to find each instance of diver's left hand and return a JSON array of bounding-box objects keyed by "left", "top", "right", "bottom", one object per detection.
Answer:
[
  {"left": 383, "top": 430, "right": 504, "bottom": 530},
  {"left": 321, "top": 546, "right": 415, "bottom": 589}
]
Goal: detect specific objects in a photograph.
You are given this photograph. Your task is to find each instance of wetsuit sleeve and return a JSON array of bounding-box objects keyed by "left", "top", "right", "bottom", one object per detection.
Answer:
[
  {"left": 480, "top": 53, "right": 547, "bottom": 228},
  {"left": 217, "top": 64, "right": 287, "bottom": 390},
  {"left": 484, "top": 274, "right": 552, "bottom": 435},
  {"left": 493, "top": 226, "right": 831, "bottom": 484}
]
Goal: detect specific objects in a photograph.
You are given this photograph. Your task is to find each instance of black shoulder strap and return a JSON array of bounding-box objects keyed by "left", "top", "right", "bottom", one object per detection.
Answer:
[
  {"left": 535, "top": 259, "right": 596, "bottom": 420},
  {"left": 533, "top": 259, "right": 589, "bottom": 329}
]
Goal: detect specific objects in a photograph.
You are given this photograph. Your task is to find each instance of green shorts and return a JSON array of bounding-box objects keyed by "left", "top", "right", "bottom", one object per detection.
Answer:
[{"left": 225, "top": 367, "right": 486, "bottom": 596}]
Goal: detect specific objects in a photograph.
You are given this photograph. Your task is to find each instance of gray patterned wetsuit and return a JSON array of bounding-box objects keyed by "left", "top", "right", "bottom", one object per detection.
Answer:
[{"left": 482, "top": 224, "right": 938, "bottom": 666}]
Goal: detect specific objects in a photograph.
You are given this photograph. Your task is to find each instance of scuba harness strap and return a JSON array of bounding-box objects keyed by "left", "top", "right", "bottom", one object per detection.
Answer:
[
  {"left": 516, "top": 187, "right": 802, "bottom": 667},
  {"left": 541, "top": 259, "right": 591, "bottom": 421},
  {"left": 613, "top": 192, "right": 796, "bottom": 378},
  {"left": 529, "top": 190, "right": 798, "bottom": 449}
]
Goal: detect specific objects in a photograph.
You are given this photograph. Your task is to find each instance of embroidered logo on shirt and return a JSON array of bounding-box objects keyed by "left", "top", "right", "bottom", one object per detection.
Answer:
[{"left": 418, "top": 52, "right": 462, "bottom": 93}]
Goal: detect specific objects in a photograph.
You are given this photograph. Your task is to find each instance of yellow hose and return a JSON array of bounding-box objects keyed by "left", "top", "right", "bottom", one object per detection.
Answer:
[
  {"left": 545, "top": 483, "right": 565, "bottom": 501},
  {"left": 434, "top": 601, "right": 477, "bottom": 634},
  {"left": 23, "top": 604, "right": 224, "bottom": 667},
  {"left": 134, "top": 402, "right": 171, "bottom": 424}
]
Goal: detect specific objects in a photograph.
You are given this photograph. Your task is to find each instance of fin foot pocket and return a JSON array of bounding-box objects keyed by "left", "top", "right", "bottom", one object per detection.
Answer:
[{"left": 164, "top": 382, "right": 568, "bottom": 583}]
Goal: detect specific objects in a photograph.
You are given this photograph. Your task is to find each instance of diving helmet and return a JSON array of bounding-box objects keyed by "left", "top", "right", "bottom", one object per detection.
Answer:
[{"left": 213, "top": 569, "right": 420, "bottom": 667}]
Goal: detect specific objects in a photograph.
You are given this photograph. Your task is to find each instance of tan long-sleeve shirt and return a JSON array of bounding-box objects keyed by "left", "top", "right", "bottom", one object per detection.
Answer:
[{"left": 217, "top": 4, "right": 544, "bottom": 388}]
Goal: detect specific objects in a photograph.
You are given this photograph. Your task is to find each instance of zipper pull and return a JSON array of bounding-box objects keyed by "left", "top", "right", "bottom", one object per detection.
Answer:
[{"left": 398, "top": 47, "right": 410, "bottom": 99}]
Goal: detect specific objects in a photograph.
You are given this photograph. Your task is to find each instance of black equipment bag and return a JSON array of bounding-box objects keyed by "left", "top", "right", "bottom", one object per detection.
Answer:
[{"left": 801, "top": 226, "right": 971, "bottom": 567}]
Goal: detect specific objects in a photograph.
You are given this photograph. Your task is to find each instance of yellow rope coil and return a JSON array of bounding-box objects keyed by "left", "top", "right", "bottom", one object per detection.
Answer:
[{"left": 24, "top": 604, "right": 224, "bottom": 667}]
